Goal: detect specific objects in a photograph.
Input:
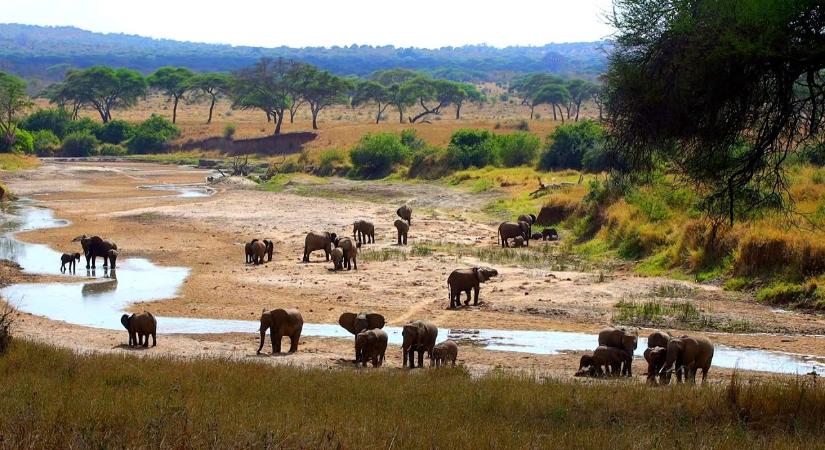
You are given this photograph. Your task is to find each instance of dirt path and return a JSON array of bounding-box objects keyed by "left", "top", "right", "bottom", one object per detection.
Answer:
[{"left": 2, "top": 161, "right": 824, "bottom": 380}]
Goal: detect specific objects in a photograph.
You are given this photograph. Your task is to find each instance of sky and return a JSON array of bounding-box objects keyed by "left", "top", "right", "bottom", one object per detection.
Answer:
[{"left": 4, "top": 0, "right": 615, "bottom": 48}]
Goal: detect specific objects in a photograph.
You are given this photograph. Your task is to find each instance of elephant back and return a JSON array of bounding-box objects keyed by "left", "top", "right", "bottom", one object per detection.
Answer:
[{"left": 272, "top": 308, "right": 303, "bottom": 333}]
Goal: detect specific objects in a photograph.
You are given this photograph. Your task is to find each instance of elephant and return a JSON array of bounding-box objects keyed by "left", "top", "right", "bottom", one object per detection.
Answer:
[
  {"left": 397, "top": 204, "right": 412, "bottom": 225},
  {"left": 579, "top": 346, "right": 632, "bottom": 377},
  {"left": 339, "top": 312, "right": 386, "bottom": 361},
  {"left": 107, "top": 249, "right": 118, "bottom": 269},
  {"left": 245, "top": 239, "right": 257, "bottom": 263},
  {"left": 334, "top": 236, "right": 359, "bottom": 270},
  {"left": 647, "top": 330, "right": 671, "bottom": 349},
  {"left": 355, "top": 329, "right": 388, "bottom": 367},
  {"left": 659, "top": 336, "right": 714, "bottom": 384},
  {"left": 330, "top": 247, "right": 344, "bottom": 271},
  {"left": 517, "top": 213, "right": 537, "bottom": 236},
  {"left": 498, "top": 221, "right": 530, "bottom": 247},
  {"left": 303, "top": 231, "right": 337, "bottom": 262},
  {"left": 447, "top": 267, "right": 498, "bottom": 308},
  {"left": 249, "top": 239, "right": 273, "bottom": 265},
  {"left": 60, "top": 252, "right": 80, "bottom": 273},
  {"left": 598, "top": 327, "right": 639, "bottom": 376},
  {"left": 431, "top": 339, "right": 458, "bottom": 367},
  {"left": 256, "top": 308, "right": 304, "bottom": 354},
  {"left": 352, "top": 220, "right": 375, "bottom": 244},
  {"left": 542, "top": 228, "right": 559, "bottom": 241},
  {"left": 402, "top": 320, "right": 438, "bottom": 368},
  {"left": 120, "top": 311, "right": 157, "bottom": 347},
  {"left": 513, "top": 236, "right": 525, "bottom": 247},
  {"left": 72, "top": 235, "right": 118, "bottom": 269},
  {"left": 394, "top": 219, "right": 409, "bottom": 245},
  {"left": 531, "top": 232, "right": 543, "bottom": 241},
  {"left": 644, "top": 346, "right": 668, "bottom": 384}
]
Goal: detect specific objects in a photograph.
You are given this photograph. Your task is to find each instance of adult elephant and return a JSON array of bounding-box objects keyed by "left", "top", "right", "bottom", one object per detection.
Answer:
[
  {"left": 334, "top": 236, "right": 358, "bottom": 270},
  {"left": 447, "top": 267, "right": 498, "bottom": 308},
  {"left": 498, "top": 221, "right": 530, "bottom": 247},
  {"left": 250, "top": 239, "right": 273, "bottom": 265},
  {"left": 394, "top": 219, "right": 409, "bottom": 245},
  {"left": 303, "top": 231, "right": 336, "bottom": 262},
  {"left": 644, "top": 346, "right": 667, "bottom": 384},
  {"left": 660, "top": 336, "right": 714, "bottom": 384},
  {"left": 397, "top": 204, "right": 412, "bottom": 225},
  {"left": 340, "top": 312, "right": 385, "bottom": 361},
  {"left": 256, "top": 308, "right": 304, "bottom": 355},
  {"left": 402, "top": 320, "right": 438, "bottom": 368},
  {"left": 517, "top": 213, "right": 537, "bottom": 236},
  {"left": 352, "top": 220, "right": 375, "bottom": 244},
  {"left": 355, "top": 329, "right": 388, "bottom": 367},
  {"left": 120, "top": 311, "right": 157, "bottom": 347},
  {"left": 647, "top": 330, "right": 671, "bottom": 349},
  {"left": 598, "top": 327, "right": 639, "bottom": 376},
  {"left": 72, "top": 235, "right": 118, "bottom": 269}
]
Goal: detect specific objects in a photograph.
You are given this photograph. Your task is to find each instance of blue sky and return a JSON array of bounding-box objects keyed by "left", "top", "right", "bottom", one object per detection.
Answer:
[{"left": 4, "top": 0, "right": 615, "bottom": 48}]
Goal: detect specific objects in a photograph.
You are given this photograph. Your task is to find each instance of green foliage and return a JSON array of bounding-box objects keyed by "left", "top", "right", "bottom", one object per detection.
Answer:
[
  {"left": 98, "top": 143, "right": 127, "bottom": 156},
  {"left": 59, "top": 66, "right": 147, "bottom": 122},
  {"left": 795, "top": 141, "right": 825, "bottom": 166},
  {"left": 61, "top": 131, "right": 99, "bottom": 157},
  {"left": 408, "top": 146, "right": 451, "bottom": 179},
  {"left": 446, "top": 129, "right": 496, "bottom": 169},
  {"left": 32, "top": 129, "right": 60, "bottom": 156},
  {"left": 496, "top": 132, "right": 540, "bottom": 167},
  {"left": 349, "top": 133, "right": 409, "bottom": 178},
  {"left": 64, "top": 117, "right": 103, "bottom": 136},
  {"left": 0, "top": 71, "right": 32, "bottom": 152},
  {"left": 400, "top": 129, "right": 426, "bottom": 152},
  {"left": 95, "top": 119, "right": 134, "bottom": 144},
  {"left": 317, "top": 148, "right": 350, "bottom": 176},
  {"left": 538, "top": 120, "right": 604, "bottom": 171},
  {"left": 147, "top": 66, "right": 194, "bottom": 122},
  {"left": 9, "top": 129, "right": 34, "bottom": 154},
  {"left": 756, "top": 282, "right": 824, "bottom": 310},
  {"left": 188, "top": 72, "right": 231, "bottom": 123},
  {"left": 223, "top": 123, "right": 236, "bottom": 140},
  {"left": 289, "top": 64, "right": 352, "bottom": 129},
  {"left": 127, "top": 115, "right": 180, "bottom": 154},
  {"left": 20, "top": 108, "right": 71, "bottom": 138}
]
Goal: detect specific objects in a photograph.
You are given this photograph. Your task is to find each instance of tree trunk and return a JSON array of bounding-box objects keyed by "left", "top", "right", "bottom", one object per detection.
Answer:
[
  {"left": 274, "top": 112, "right": 283, "bottom": 135},
  {"left": 289, "top": 107, "right": 296, "bottom": 123},
  {"left": 311, "top": 105, "right": 320, "bottom": 130},
  {"left": 575, "top": 101, "right": 581, "bottom": 121},
  {"left": 207, "top": 97, "right": 216, "bottom": 124},
  {"left": 375, "top": 103, "right": 381, "bottom": 124},
  {"left": 551, "top": 105, "right": 557, "bottom": 121},
  {"left": 398, "top": 108, "right": 404, "bottom": 123},
  {"left": 530, "top": 104, "right": 535, "bottom": 120},
  {"left": 455, "top": 101, "right": 462, "bottom": 119},
  {"left": 172, "top": 96, "right": 179, "bottom": 124},
  {"left": 557, "top": 105, "right": 565, "bottom": 123}
]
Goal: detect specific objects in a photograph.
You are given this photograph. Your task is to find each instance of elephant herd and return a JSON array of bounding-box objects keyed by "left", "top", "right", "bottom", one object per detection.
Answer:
[
  {"left": 61, "top": 235, "right": 118, "bottom": 273},
  {"left": 577, "top": 327, "right": 715, "bottom": 384},
  {"left": 498, "top": 214, "right": 559, "bottom": 248}
]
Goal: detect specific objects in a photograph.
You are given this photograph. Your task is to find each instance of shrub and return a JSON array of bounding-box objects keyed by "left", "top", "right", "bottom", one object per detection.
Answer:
[
  {"left": 445, "top": 129, "right": 496, "bottom": 170},
  {"left": 223, "top": 124, "right": 237, "bottom": 140},
  {"left": 98, "top": 143, "right": 128, "bottom": 156},
  {"left": 408, "top": 147, "right": 452, "bottom": 179},
  {"left": 64, "top": 117, "right": 103, "bottom": 137},
  {"left": 496, "top": 132, "right": 540, "bottom": 167},
  {"left": 0, "top": 304, "right": 14, "bottom": 355},
  {"left": 61, "top": 131, "right": 99, "bottom": 157},
  {"left": 735, "top": 229, "right": 825, "bottom": 278},
  {"left": 349, "top": 133, "right": 409, "bottom": 178},
  {"left": 127, "top": 115, "right": 180, "bottom": 154},
  {"left": 400, "top": 129, "right": 426, "bottom": 152},
  {"left": 317, "top": 149, "right": 350, "bottom": 176},
  {"left": 538, "top": 120, "right": 604, "bottom": 171},
  {"left": 20, "top": 108, "right": 71, "bottom": 138},
  {"left": 95, "top": 120, "right": 135, "bottom": 144},
  {"left": 7, "top": 129, "right": 35, "bottom": 155},
  {"left": 581, "top": 142, "right": 611, "bottom": 172},
  {"left": 756, "top": 282, "right": 823, "bottom": 310},
  {"left": 795, "top": 141, "right": 825, "bottom": 166},
  {"left": 32, "top": 130, "right": 60, "bottom": 156}
]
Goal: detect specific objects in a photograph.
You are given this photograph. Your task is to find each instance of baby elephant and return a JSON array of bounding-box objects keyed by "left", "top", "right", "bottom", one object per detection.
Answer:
[
  {"left": 513, "top": 236, "right": 526, "bottom": 247},
  {"left": 530, "top": 232, "right": 543, "bottom": 241},
  {"left": 60, "top": 252, "right": 81, "bottom": 273},
  {"left": 431, "top": 340, "right": 458, "bottom": 367},
  {"left": 394, "top": 219, "right": 409, "bottom": 245},
  {"left": 578, "top": 346, "right": 632, "bottom": 377},
  {"left": 355, "top": 328, "right": 388, "bottom": 367},
  {"left": 542, "top": 228, "right": 559, "bottom": 241},
  {"left": 330, "top": 247, "right": 344, "bottom": 271}
]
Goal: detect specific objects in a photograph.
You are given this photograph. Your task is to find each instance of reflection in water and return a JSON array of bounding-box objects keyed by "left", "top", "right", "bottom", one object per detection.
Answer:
[{"left": 1, "top": 203, "right": 824, "bottom": 375}]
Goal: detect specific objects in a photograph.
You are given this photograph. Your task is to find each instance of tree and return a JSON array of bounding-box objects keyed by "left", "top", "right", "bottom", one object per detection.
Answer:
[
  {"left": 605, "top": 0, "right": 825, "bottom": 225},
  {"left": 290, "top": 65, "right": 352, "bottom": 130},
  {"left": 60, "top": 66, "right": 147, "bottom": 123},
  {"left": 403, "top": 77, "right": 459, "bottom": 123},
  {"left": 41, "top": 82, "right": 82, "bottom": 119},
  {"left": 189, "top": 73, "right": 230, "bottom": 124},
  {"left": 230, "top": 58, "right": 295, "bottom": 135},
  {"left": 453, "top": 83, "right": 484, "bottom": 120},
  {"left": 566, "top": 79, "right": 598, "bottom": 121},
  {"left": 0, "top": 72, "right": 32, "bottom": 151},
  {"left": 372, "top": 69, "right": 419, "bottom": 123},
  {"left": 511, "top": 73, "right": 564, "bottom": 119},
  {"left": 538, "top": 120, "right": 604, "bottom": 171},
  {"left": 533, "top": 84, "right": 570, "bottom": 122},
  {"left": 148, "top": 67, "right": 194, "bottom": 124},
  {"left": 352, "top": 80, "right": 391, "bottom": 123}
]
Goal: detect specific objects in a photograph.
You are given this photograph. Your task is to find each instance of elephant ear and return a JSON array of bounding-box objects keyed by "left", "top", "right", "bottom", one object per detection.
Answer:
[
  {"left": 366, "top": 313, "right": 385, "bottom": 329},
  {"left": 120, "top": 314, "right": 131, "bottom": 330},
  {"left": 339, "top": 312, "right": 359, "bottom": 335},
  {"left": 474, "top": 267, "right": 487, "bottom": 283}
]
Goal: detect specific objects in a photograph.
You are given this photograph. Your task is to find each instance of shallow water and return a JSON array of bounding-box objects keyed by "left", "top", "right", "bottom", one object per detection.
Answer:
[
  {"left": 138, "top": 184, "right": 215, "bottom": 198},
  {"left": 1, "top": 202, "right": 824, "bottom": 375}
]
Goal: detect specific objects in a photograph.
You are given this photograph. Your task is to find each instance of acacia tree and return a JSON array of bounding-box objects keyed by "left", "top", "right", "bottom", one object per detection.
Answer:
[
  {"left": 352, "top": 80, "right": 391, "bottom": 123},
  {"left": 566, "top": 79, "right": 598, "bottom": 121},
  {"left": 290, "top": 65, "right": 352, "bottom": 129},
  {"left": 41, "top": 81, "right": 82, "bottom": 119},
  {"left": 372, "top": 69, "right": 419, "bottom": 123},
  {"left": 605, "top": 0, "right": 825, "bottom": 225},
  {"left": 511, "top": 73, "right": 564, "bottom": 120},
  {"left": 534, "top": 84, "right": 570, "bottom": 122},
  {"left": 453, "top": 83, "right": 484, "bottom": 119},
  {"left": 189, "top": 73, "right": 231, "bottom": 124},
  {"left": 403, "top": 77, "right": 460, "bottom": 123},
  {"left": 148, "top": 67, "right": 194, "bottom": 124},
  {"left": 0, "top": 72, "right": 32, "bottom": 150},
  {"left": 230, "top": 58, "right": 295, "bottom": 135},
  {"left": 60, "top": 66, "right": 147, "bottom": 123}
]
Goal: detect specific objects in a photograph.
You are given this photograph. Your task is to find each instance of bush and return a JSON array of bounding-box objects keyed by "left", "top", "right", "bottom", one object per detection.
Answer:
[
  {"left": 223, "top": 124, "right": 237, "bottom": 140},
  {"left": 349, "top": 133, "right": 409, "bottom": 178},
  {"left": 7, "top": 129, "right": 34, "bottom": 155},
  {"left": 0, "top": 304, "right": 14, "bottom": 355},
  {"left": 317, "top": 149, "right": 350, "bottom": 176},
  {"left": 496, "top": 132, "right": 540, "bottom": 167},
  {"left": 64, "top": 117, "right": 103, "bottom": 137},
  {"left": 538, "top": 120, "right": 604, "bottom": 171},
  {"left": 20, "top": 108, "right": 71, "bottom": 138},
  {"left": 32, "top": 130, "right": 60, "bottom": 156},
  {"left": 400, "top": 129, "right": 426, "bottom": 152},
  {"left": 796, "top": 141, "right": 825, "bottom": 166},
  {"left": 581, "top": 142, "right": 611, "bottom": 172},
  {"left": 98, "top": 143, "right": 128, "bottom": 156},
  {"left": 408, "top": 147, "right": 452, "bottom": 179},
  {"left": 95, "top": 120, "right": 135, "bottom": 144},
  {"left": 127, "top": 115, "right": 180, "bottom": 154},
  {"left": 445, "top": 129, "right": 496, "bottom": 170},
  {"left": 61, "top": 132, "right": 99, "bottom": 157}
]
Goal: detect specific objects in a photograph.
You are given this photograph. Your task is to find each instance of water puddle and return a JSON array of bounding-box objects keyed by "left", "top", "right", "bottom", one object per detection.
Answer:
[
  {"left": 138, "top": 184, "right": 215, "bottom": 198},
  {"left": 1, "top": 203, "right": 823, "bottom": 375}
]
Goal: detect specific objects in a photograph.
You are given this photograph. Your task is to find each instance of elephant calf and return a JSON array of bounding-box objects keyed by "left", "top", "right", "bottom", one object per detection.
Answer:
[
  {"left": 257, "top": 308, "right": 304, "bottom": 354},
  {"left": 353, "top": 220, "right": 375, "bottom": 244},
  {"left": 394, "top": 219, "right": 409, "bottom": 245},
  {"left": 598, "top": 326, "right": 639, "bottom": 376},
  {"left": 644, "top": 347, "right": 668, "bottom": 384},
  {"left": 330, "top": 247, "right": 344, "bottom": 271},
  {"left": 513, "top": 236, "right": 525, "bottom": 248},
  {"left": 60, "top": 252, "right": 81, "bottom": 273},
  {"left": 542, "top": 228, "right": 559, "bottom": 241},
  {"left": 431, "top": 340, "right": 458, "bottom": 367},
  {"left": 120, "top": 311, "right": 157, "bottom": 348},
  {"left": 498, "top": 221, "right": 530, "bottom": 247},
  {"left": 355, "top": 328, "right": 388, "bottom": 367},
  {"left": 397, "top": 204, "right": 412, "bottom": 225},
  {"left": 334, "top": 236, "right": 359, "bottom": 270},
  {"left": 447, "top": 267, "right": 498, "bottom": 308},
  {"left": 579, "top": 346, "right": 631, "bottom": 377}
]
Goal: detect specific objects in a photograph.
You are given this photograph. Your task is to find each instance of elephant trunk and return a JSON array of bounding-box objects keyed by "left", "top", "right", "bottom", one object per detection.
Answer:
[{"left": 257, "top": 327, "right": 267, "bottom": 354}]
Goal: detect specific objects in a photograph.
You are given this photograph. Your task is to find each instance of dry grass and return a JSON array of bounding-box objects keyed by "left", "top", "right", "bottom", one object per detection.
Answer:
[
  {"left": 0, "top": 339, "right": 823, "bottom": 449},
  {"left": 0, "top": 153, "right": 40, "bottom": 171},
  {"left": 735, "top": 228, "right": 825, "bottom": 278}
]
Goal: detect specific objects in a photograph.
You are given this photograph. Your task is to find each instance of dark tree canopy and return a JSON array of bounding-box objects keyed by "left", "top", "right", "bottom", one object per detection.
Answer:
[
  {"left": 605, "top": 0, "right": 825, "bottom": 224},
  {"left": 189, "top": 73, "right": 231, "bottom": 124},
  {"left": 230, "top": 58, "right": 296, "bottom": 135},
  {"left": 0, "top": 72, "right": 32, "bottom": 150},
  {"left": 148, "top": 66, "right": 194, "bottom": 124},
  {"left": 58, "top": 66, "right": 147, "bottom": 123},
  {"left": 289, "top": 65, "right": 352, "bottom": 130}
]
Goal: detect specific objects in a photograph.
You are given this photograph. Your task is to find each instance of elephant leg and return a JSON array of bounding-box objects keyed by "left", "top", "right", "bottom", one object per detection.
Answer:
[
  {"left": 152, "top": 332, "right": 157, "bottom": 347},
  {"left": 464, "top": 290, "right": 471, "bottom": 305},
  {"left": 403, "top": 347, "right": 410, "bottom": 367},
  {"left": 142, "top": 333, "right": 149, "bottom": 348},
  {"left": 701, "top": 368, "right": 709, "bottom": 384},
  {"left": 352, "top": 257, "right": 357, "bottom": 270},
  {"left": 397, "top": 231, "right": 401, "bottom": 245},
  {"left": 473, "top": 286, "right": 479, "bottom": 305},
  {"left": 417, "top": 349, "right": 424, "bottom": 368},
  {"left": 273, "top": 333, "right": 282, "bottom": 353},
  {"left": 288, "top": 333, "right": 299, "bottom": 353}
]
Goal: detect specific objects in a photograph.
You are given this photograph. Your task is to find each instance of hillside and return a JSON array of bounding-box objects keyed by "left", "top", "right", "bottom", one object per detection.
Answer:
[{"left": 0, "top": 23, "right": 608, "bottom": 81}]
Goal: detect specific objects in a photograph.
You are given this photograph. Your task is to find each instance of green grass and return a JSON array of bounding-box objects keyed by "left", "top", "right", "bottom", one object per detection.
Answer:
[
  {"left": 0, "top": 153, "right": 40, "bottom": 171},
  {"left": 420, "top": 240, "right": 594, "bottom": 271},
  {"left": 360, "top": 248, "right": 408, "bottom": 262},
  {"left": 612, "top": 299, "right": 754, "bottom": 333},
  {"left": 1, "top": 340, "right": 823, "bottom": 449},
  {"left": 756, "top": 282, "right": 825, "bottom": 310}
]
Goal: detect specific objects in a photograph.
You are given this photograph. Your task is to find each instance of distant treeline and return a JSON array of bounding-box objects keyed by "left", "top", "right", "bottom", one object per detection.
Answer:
[{"left": 0, "top": 24, "right": 609, "bottom": 82}]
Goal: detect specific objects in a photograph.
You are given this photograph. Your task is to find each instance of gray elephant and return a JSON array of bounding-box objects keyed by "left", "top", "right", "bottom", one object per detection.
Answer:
[
  {"left": 334, "top": 236, "right": 358, "bottom": 270},
  {"left": 394, "top": 219, "right": 409, "bottom": 245},
  {"left": 498, "top": 221, "right": 530, "bottom": 247},
  {"left": 249, "top": 239, "right": 273, "bottom": 265},
  {"left": 517, "top": 213, "right": 537, "bottom": 236},
  {"left": 598, "top": 327, "right": 639, "bottom": 376},
  {"left": 578, "top": 346, "right": 631, "bottom": 377},
  {"left": 644, "top": 346, "right": 668, "bottom": 384},
  {"left": 659, "top": 335, "right": 714, "bottom": 384},
  {"left": 107, "top": 249, "right": 118, "bottom": 269},
  {"left": 256, "top": 308, "right": 304, "bottom": 354},
  {"left": 72, "top": 235, "right": 118, "bottom": 269},
  {"left": 530, "top": 232, "right": 543, "bottom": 241},
  {"left": 352, "top": 220, "right": 375, "bottom": 244},
  {"left": 60, "top": 252, "right": 81, "bottom": 273},
  {"left": 647, "top": 330, "right": 671, "bottom": 349},
  {"left": 513, "top": 236, "right": 525, "bottom": 247},
  {"left": 303, "top": 231, "right": 337, "bottom": 262},
  {"left": 402, "top": 320, "right": 438, "bottom": 368},
  {"left": 431, "top": 339, "right": 458, "bottom": 367},
  {"left": 447, "top": 267, "right": 498, "bottom": 308},
  {"left": 397, "top": 204, "right": 412, "bottom": 225},
  {"left": 355, "top": 329, "right": 388, "bottom": 367},
  {"left": 339, "top": 312, "right": 386, "bottom": 361},
  {"left": 542, "top": 228, "right": 559, "bottom": 241},
  {"left": 330, "top": 247, "right": 344, "bottom": 271},
  {"left": 120, "top": 311, "right": 157, "bottom": 347}
]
